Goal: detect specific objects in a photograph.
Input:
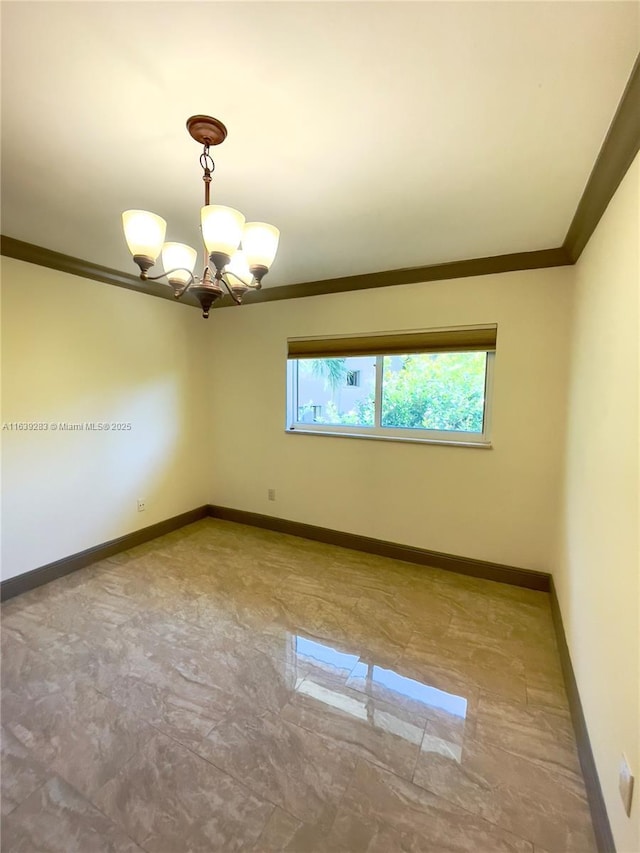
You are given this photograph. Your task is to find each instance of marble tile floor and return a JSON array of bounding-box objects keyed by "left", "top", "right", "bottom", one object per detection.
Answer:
[{"left": 1, "top": 519, "right": 596, "bottom": 852}]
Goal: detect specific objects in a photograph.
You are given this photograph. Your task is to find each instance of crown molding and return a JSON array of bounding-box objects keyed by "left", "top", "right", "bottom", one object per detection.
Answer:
[
  {"left": 0, "top": 236, "right": 201, "bottom": 308},
  {"left": 563, "top": 53, "right": 640, "bottom": 263},
  {"left": 2, "top": 53, "right": 638, "bottom": 305},
  {"left": 0, "top": 234, "right": 571, "bottom": 310},
  {"left": 226, "top": 247, "right": 571, "bottom": 307}
]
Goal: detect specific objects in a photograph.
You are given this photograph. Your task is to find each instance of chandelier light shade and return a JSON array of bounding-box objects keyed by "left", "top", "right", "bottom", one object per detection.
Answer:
[
  {"left": 122, "top": 210, "right": 167, "bottom": 264},
  {"left": 122, "top": 115, "right": 279, "bottom": 318},
  {"left": 161, "top": 242, "right": 198, "bottom": 287},
  {"left": 200, "top": 205, "right": 246, "bottom": 259},
  {"left": 242, "top": 222, "right": 280, "bottom": 272},
  {"left": 226, "top": 250, "right": 252, "bottom": 283}
]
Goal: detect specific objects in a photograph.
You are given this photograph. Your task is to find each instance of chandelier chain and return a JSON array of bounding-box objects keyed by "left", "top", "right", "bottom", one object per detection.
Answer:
[
  {"left": 200, "top": 144, "right": 215, "bottom": 207},
  {"left": 200, "top": 144, "right": 215, "bottom": 176}
]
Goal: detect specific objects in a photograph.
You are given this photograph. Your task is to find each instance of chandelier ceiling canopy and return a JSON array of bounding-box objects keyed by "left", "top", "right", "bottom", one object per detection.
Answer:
[{"left": 122, "top": 115, "right": 279, "bottom": 318}]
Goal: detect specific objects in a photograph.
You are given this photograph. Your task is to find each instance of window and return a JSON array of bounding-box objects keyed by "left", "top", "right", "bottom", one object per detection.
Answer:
[{"left": 286, "top": 326, "right": 495, "bottom": 446}]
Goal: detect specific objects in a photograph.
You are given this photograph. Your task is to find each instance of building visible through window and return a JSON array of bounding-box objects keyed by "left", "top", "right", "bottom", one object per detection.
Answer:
[{"left": 298, "top": 404, "right": 322, "bottom": 423}]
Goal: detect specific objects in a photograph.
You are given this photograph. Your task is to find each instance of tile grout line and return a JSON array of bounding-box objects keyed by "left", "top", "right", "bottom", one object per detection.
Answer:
[
  {"left": 248, "top": 801, "right": 281, "bottom": 851},
  {"left": 6, "top": 773, "right": 150, "bottom": 853},
  {"left": 392, "top": 755, "right": 539, "bottom": 851},
  {"left": 80, "top": 697, "right": 279, "bottom": 850},
  {"left": 1, "top": 776, "right": 50, "bottom": 820}
]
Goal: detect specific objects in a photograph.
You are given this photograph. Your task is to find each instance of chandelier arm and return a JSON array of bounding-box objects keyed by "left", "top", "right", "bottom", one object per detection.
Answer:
[
  {"left": 220, "top": 274, "right": 244, "bottom": 305},
  {"left": 173, "top": 279, "right": 196, "bottom": 300},
  {"left": 224, "top": 269, "right": 259, "bottom": 290},
  {"left": 141, "top": 268, "right": 196, "bottom": 284}
]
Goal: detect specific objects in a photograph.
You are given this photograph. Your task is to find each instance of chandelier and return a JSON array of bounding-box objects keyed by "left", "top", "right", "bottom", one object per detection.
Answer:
[{"left": 122, "top": 115, "right": 279, "bottom": 318}]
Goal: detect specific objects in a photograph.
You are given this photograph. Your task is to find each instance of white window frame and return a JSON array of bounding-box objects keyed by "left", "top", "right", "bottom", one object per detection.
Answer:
[{"left": 286, "top": 350, "right": 494, "bottom": 448}]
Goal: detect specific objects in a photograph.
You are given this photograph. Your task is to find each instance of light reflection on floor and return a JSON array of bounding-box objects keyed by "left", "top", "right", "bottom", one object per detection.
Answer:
[
  {"left": 294, "top": 634, "right": 466, "bottom": 760},
  {"left": 295, "top": 635, "right": 360, "bottom": 672},
  {"left": 349, "top": 661, "right": 467, "bottom": 717}
]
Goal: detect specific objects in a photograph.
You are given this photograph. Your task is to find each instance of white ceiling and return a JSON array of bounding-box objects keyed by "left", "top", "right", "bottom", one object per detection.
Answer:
[{"left": 1, "top": 1, "right": 638, "bottom": 289}]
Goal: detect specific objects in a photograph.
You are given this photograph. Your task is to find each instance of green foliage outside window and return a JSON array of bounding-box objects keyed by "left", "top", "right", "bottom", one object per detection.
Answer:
[
  {"left": 299, "top": 352, "right": 486, "bottom": 432},
  {"left": 381, "top": 352, "right": 485, "bottom": 431}
]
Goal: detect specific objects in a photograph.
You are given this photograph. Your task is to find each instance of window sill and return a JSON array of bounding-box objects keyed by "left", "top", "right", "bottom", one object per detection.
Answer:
[{"left": 285, "top": 428, "right": 492, "bottom": 449}]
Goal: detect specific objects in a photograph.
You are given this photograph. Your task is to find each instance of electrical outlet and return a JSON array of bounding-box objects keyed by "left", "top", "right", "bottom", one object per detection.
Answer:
[
  {"left": 268, "top": 489, "right": 276, "bottom": 501},
  {"left": 619, "top": 754, "right": 635, "bottom": 817},
  {"left": 137, "top": 498, "right": 146, "bottom": 512}
]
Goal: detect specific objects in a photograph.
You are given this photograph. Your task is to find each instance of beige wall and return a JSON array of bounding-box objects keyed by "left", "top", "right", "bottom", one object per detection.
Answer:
[
  {"left": 1, "top": 257, "right": 210, "bottom": 580},
  {"left": 555, "top": 154, "right": 639, "bottom": 851},
  {"left": 205, "top": 265, "right": 573, "bottom": 572}
]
